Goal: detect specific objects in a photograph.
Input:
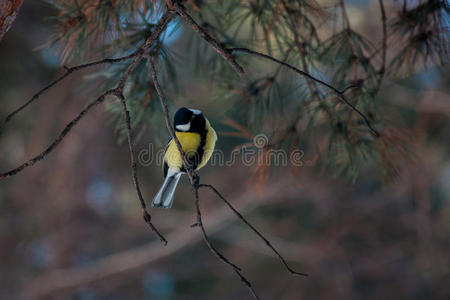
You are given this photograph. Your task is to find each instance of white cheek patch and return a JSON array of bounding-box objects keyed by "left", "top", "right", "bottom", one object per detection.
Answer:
[
  {"left": 176, "top": 122, "right": 191, "bottom": 131},
  {"left": 188, "top": 108, "right": 202, "bottom": 115}
]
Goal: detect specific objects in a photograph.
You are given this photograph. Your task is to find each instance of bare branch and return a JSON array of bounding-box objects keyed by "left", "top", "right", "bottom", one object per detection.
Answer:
[
  {"left": 0, "top": 9, "right": 176, "bottom": 246},
  {"left": 24, "top": 180, "right": 294, "bottom": 298},
  {"left": 194, "top": 188, "right": 260, "bottom": 300},
  {"left": 199, "top": 184, "right": 308, "bottom": 277},
  {"left": 172, "top": 2, "right": 244, "bottom": 76},
  {"left": 0, "top": 54, "right": 136, "bottom": 134},
  {"left": 0, "top": 89, "right": 113, "bottom": 179},
  {"left": 149, "top": 48, "right": 260, "bottom": 299},
  {"left": 229, "top": 47, "right": 380, "bottom": 137},
  {"left": 0, "top": 10, "right": 175, "bottom": 179},
  {"left": 117, "top": 92, "right": 167, "bottom": 245},
  {"left": 0, "top": 9, "right": 175, "bottom": 134}
]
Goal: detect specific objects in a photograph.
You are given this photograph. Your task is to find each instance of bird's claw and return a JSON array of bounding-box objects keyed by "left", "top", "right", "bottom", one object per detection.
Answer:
[{"left": 192, "top": 173, "right": 200, "bottom": 188}]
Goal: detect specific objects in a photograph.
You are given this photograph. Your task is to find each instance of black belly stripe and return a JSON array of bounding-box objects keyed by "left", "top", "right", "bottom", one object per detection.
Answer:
[{"left": 181, "top": 128, "right": 207, "bottom": 172}]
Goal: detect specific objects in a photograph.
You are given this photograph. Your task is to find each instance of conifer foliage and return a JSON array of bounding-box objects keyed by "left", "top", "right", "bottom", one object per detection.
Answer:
[
  {"left": 45, "top": 0, "right": 448, "bottom": 180},
  {"left": 2, "top": 0, "right": 448, "bottom": 181}
]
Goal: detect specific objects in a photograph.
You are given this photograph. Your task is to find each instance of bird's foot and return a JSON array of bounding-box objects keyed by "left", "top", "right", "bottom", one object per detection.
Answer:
[{"left": 193, "top": 173, "right": 200, "bottom": 188}]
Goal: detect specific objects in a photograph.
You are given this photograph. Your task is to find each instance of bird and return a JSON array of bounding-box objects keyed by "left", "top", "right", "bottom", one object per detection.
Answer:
[{"left": 152, "top": 107, "right": 217, "bottom": 208}]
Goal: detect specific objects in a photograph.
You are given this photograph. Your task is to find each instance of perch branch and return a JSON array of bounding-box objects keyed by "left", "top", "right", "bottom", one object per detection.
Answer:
[
  {"left": 149, "top": 56, "right": 196, "bottom": 184},
  {"left": 229, "top": 47, "right": 380, "bottom": 137},
  {"left": 199, "top": 184, "right": 308, "bottom": 277},
  {"left": 150, "top": 52, "right": 260, "bottom": 299}
]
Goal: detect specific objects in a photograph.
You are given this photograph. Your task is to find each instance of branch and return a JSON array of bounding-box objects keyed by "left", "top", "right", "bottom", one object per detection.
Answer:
[
  {"left": 0, "top": 10, "right": 175, "bottom": 179},
  {"left": 374, "top": 0, "right": 387, "bottom": 95},
  {"left": 24, "top": 180, "right": 292, "bottom": 298},
  {"left": 339, "top": 0, "right": 352, "bottom": 31},
  {"left": 229, "top": 47, "right": 380, "bottom": 137},
  {"left": 172, "top": 1, "right": 244, "bottom": 76},
  {"left": 280, "top": 1, "right": 334, "bottom": 120},
  {"left": 149, "top": 56, "right": 196, "bottom": 184},
  {"left": 0, "top": 9, "right": 176, "bottom": 247},
  {"left": 199, "top": 184, "right": 308, "bottom": 277},
  {"left": 149, "top": 52, "right": 259, "bottom": 299},
  {"left": 193, "top": 188, "right": 259, "bottom": 300},
  {"left": 0, "top": 9, "right": 175, "bottom": 134},
  {"left": 0, "top": 50, "right": 134, "bottom": 134},
  {"left": 0, "top": 89, "right": 113, "bottom": 179},
  {"left": 117, "top": 91, "right": 167, "bottom": 245}
]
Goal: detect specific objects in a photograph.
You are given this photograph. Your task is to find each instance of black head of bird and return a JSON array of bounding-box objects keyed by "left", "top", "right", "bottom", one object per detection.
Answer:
[{"left": 174, "top": 107, "right": 206, "bottom": 133}]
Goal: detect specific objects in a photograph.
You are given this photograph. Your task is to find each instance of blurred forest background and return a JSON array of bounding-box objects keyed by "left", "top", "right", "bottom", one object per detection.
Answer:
[{"left": 0, "top": 0, "right": 449, "bottom": 299}]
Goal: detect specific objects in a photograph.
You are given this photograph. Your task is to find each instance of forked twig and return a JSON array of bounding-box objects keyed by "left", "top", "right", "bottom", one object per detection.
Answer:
[
  {"left": 150, "top": 55, "right": 260, "bottom": 299},
  {"left": 199, "top": 184, "right": 308, "bottom": 277},
  {"left": 0, "top": 9, "right": 175, "bottom": 245},
  {"left": 0, "top": 90, "right": 113, "bottom": 179},
  {"left": 0, "top": 48, "right": 132, "bottom": 133},
  {"left": 194, "top": 188, "right": 260, "bottom": 300},
  {"left": 0, "top": 10, "right": 175, "bottom": 180}
]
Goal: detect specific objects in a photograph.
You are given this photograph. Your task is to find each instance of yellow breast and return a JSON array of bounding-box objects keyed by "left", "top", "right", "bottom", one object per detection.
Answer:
[
  {"left": 196, "top": 119, "right": 217, "bottom": 170},
  {"left": 164, "top": 118, "right": 217, "bottom": 172}
]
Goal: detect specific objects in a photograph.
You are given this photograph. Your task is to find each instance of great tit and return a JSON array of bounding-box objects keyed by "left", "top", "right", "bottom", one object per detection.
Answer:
[{"left": 151, "top": 107, "right": 217, "bottom": 208}]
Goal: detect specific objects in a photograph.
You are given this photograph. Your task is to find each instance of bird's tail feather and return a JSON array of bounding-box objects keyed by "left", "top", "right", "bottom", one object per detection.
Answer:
[{"left": 152, "top": 169, "right": 182, "bottom": 208}]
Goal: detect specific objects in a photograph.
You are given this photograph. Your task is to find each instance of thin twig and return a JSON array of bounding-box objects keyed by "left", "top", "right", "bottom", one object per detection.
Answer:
[
  {"left": 0, "top": 54, "right": 135, "bottom": 133},
  {"left": 339, "top": 0, "right": 352, "bottom": 30},
  {"left": 280, "top": 0, "right": 334, "bottom": 120},
  {"left": 96, "top": 10, "right": 175, "bottom": 244},
  {"left": 374, "top": 0, "right": 387, "bottom": 95},
  {"left": 340, "top": 0, "right": 364, "bottom": 82},
  {"left": 340, "top": 82, "right": 363, "bottom": 94},
  {"left": 0, "top": 89, "right": 113, "bottom": 179},
  {"left": 229, "top": 47, "right": 380, "bottom": 137},
  {"left": 117, "top": 89, "right": 167, "bottom": 244},
  {"left": 172, "top": 2, "right": 244, "bottom": 76},
  {"left": 0, "top": 9, "right": 175, "bottom": 134},
  {"left": 194, "top": 188, "right": 260, "bottom": 300},
  {"left": 0, "top": 56, "right": 138, "bottom": 136},
  {"left": 199, "top": 184, "right": 308, "bottom": 277},
  {"left": 0, "top": 10, "right": 174, "bottom": 180},
  {"left": 0, "top": 9, "right": 176, "bottom": 246},
  {"left": 25, "top": 180, "right": 293, "bottom": 298}
]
